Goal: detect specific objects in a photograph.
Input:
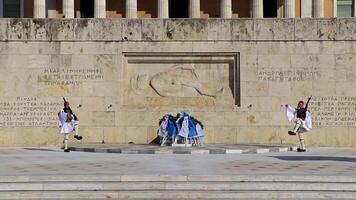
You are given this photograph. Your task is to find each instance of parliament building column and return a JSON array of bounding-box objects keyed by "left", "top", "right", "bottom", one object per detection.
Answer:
[
  {"left": 285, "top": 0, "right": 295, "bottom": 18},
  {"left": 94, "top": 0, "right": 106, "bottom": 18},
  {"left": 189, "top": 0, "right": 200, "bottom": 18},
  {"left": 126, "top": 0, "right": 137, "bottom": 18},
  {"left": 34, "top": 0, "right": 46, "bottom": 18},
  {"left": 314, "top": 0, "right": 324, "bottom": 17},
  {"left": 221, "top": 0, "right": 232, "bottom": 18},
  {"left": 63, "top": 0, "right": 75, "bottom": 18},
  {"left": 158, "top": 0, "right": 169, "bottom": 18},
  {"left": 250, "top": 0, "right": 263, "bottom": 18}
]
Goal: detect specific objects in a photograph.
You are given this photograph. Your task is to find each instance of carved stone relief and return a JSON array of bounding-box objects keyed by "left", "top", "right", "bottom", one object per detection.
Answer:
[{"left": 123, "top": 53, "right": 239, "bottom": 110}]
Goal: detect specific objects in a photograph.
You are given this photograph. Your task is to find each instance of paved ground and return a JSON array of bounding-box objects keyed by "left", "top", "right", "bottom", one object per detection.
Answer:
[{"left": 1, "top": 146, "right": 356, "bottom": 177}]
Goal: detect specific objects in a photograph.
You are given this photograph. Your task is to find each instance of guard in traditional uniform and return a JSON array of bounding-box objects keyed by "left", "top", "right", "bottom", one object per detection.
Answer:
[
  {"left": 58, "top": 98, "right": 83, "bottom": 152},
  {"left": 285, "top": 96, "right": 312, "bottom": 152}
]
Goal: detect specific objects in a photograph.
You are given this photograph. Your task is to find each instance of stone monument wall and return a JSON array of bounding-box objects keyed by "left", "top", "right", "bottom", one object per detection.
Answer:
[{"left": 0, "top": 18, "right": 356, "bottom": 147}]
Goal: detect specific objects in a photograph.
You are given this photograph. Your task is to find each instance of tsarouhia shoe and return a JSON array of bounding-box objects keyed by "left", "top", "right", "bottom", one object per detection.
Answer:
[
  {"left": 297, "top": 148, "right": 306, "bottom": 152},
  {"left": 74, "top": 135, "right": 83, "bottom": 140},
  {"left": 288, "top": 131, "right": 296, "bottom": 136},
  {"left": 64, "top": 148, "right": 71, "bottom": 152}
]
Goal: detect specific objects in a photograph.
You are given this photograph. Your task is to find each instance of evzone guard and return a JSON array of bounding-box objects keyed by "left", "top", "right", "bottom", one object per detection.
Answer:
[
  {"left": 285, "top": 96, "right": 312, "bottom": 152},
  {"left": 58, "top": 98, "right": 83, "bottom": 152}
]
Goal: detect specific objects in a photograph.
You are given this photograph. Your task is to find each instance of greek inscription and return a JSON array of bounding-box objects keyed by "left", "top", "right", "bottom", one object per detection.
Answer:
[
  {"left": 38, "top": 67, "right": 104, "bottom": 86},
  {"left": 257, "top": 67, "right": 321, "bottom": 82},
  {"left": 310, "top": 96, "right": 356, "bottom": 126},
  {"left": 0, "top": 97, "right": 61, "bottom": 127}
]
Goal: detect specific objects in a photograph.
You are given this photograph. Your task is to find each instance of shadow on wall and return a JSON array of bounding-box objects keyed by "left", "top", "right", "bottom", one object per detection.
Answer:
[{"left": 271, "top": 156, "right": 356, "bottom": 163}]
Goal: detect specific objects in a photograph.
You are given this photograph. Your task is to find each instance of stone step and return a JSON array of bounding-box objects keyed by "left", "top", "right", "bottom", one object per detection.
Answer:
[
  {"left": 1, "top": 191, "right": 356, "bottom": 200},
  {"left": 1, "top": 181, "right": 356, "bottom": 192},
  {"left": 1, "top": 175, "right": 356, "bottom": 183}
]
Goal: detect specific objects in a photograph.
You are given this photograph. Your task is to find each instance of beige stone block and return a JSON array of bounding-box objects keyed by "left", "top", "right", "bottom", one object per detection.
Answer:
[
  {"left": 125, "top": 127, "right": 148, "bottom": 144},
  {"left": 257, "top": 54, "right": 291, "bottom": 68},
  {"left": 28, "top": 55, "right": 50, "bottom": 68},
  {"left": 81, "top": 97, "right": 105, "bottom": 111},
  {"left": 291, "top": 81, "right": 314, "bottom": 97},
  {"left": 59, "top": 42, "right": 75, "bottom": 54},
  {"left": 3, "top": 55, "right": 29, "bottom": 68},
  {"left": 91, "top": 111, "right": 115, "bottom": 126},
  {"left": 272, "top": 19, "right": 294, "bottom": 40},
  {"left": 71, "top": 55, "right": 95, "bottom": 67},
  {"left": 74, "top": 111, "right": 92, "bottom": 126},
  {"left": 348, "top": 127, "right": 356, "bottom": 147},
  {"left": 317, "top": 19, "right": 337, "bottom": 40},
  {"left": 315, "top": 54, "right": 335, "bottom": 69},
  {"left": 201, "top": 112, "right": 225, "bottom": 126},
  {"left": 224, "top": 111, "right": 247, "bottom": 126},
  {"left": 30, "top": 19, "right": 50, "bottom": 40},
  {"left": 240, "top": 55, "right": 257, "bottom": 82},
  {"left": 163, "top": 19, "right": 208, "bottom": 41},
  {"left": 295, "top": 19, "right": 318, "bottom": 40},
  {"left": 244, "top": 96, "right": 284, "bottom": 112},
  {"left": 79, "top": 126, "right": 104, "bottom": 143},
  {"left": 255, "top": 19, "right": 273, "bottom": 40},
  {"left": 208, "top": 19, "right": 232, "bottom": 40},
  {"left": 291, "top": 55, "right": 317, "bottom": 68},
  {"left": 90, "top": 19, "right": 122, "bottom": 41},
  {"left": 50, "top": 19, "right": 75, "bottom": 41},
  {"left": 70, "top": 42, "right": 118, "bottom": 55},
  {"left": 345, "top": 68, "right": 356, "bottom": 82},
  {"left": 256, "top": 42, "right": 294, "bottom": 55},
  {"left": 245, "top": 81, "right": 268, "bottom": 97},
  {"left": 0, "top": 127, "right": 61, "bottom": 147},
  {"left": 335, "top": 69, "right": 347, "bottom": 81},
  {"left": 116, "top": 112, "right": 133, "bottom": 126},
  {"left": 94, "top": 54, "right": 116, "bottom": 68},
  {"left": 337, "top": 18, "right": 356, "bottom": 40},
  {"left": 276, "top": 126, "right": 297, "bottom": 145},
  {"left": 319, "top": 69, "right": 335, "bottom": 80},
  {"left": 324, "top": 127, "right": 350, "bottom": 147},
  {"left": 335, "top": 54, "right": 356, "bottom": 69},
  {"left": 237, "top": 126, "right": 280, "bottom": 144},
  {"left": 0, "top": 19, "right": 7, "bottom": 41},
  {"left": 141, "top": 20, "right": 164, "bottom": 41},
  {"left": 123, "top": 41, "right": 193, "bottom": 53},
  {"left": 291, "top": 41, "right": 320, "bottom": 54},
  {"left": 304, "top": 128, "right": 327, "bottom": 147},
  {"left": 246, "top": 111, "right": 270, "bottom": 126},
  {"left": 93, "top": 82, "right": 118, "bottom": 97},
  {"left": 7, "top": 19, "right": 30, "bottom": 41},
  {"left": 214, "top": 127, "right": 237, "bottom": 144},
  {"left": 103, "top": 127, "right": 126, "bottom": 144},
  {"left": 240, "top": 81, "right": 247, "bottom": 99},
  {"left": 202, "top": 126, "right": 215, "bottom": 143},
  {"left": 231, "top": 42, "right": 257, "bottom": 55},
  {"left": 73, "top": 19, "right": 93, "bottom": 41},
  {"left": 122, "top": 19, "right": 142, "bottom": 41},
  {"left": 269, "top": 112, "right": 289, "bottom": 126},
  {"left": 336, "top": 82, "right": 356, "bottom": 96},
  {"left": 268, "top": 82, "right": 291, "bottom": 97},
  {"left": 312, "top": 80, "right": 336, "bottom": 96},
  {"left": 191, "top": 41, "right": 234, "bottom": 52},
  {"left": 231, "top": 19, "right": 254, "bottom": 40},
  {"left": 36, "top": 42, "right": 60, "bottom": 55},
  {"left": 50, "top": 54, "right": 72, "bottom": 67},
  {"left": 147, "top": 126, "right": 158, "bottom": 144},
  {"left": 316, "top": 41, "right": 335, "bottom": 54}
]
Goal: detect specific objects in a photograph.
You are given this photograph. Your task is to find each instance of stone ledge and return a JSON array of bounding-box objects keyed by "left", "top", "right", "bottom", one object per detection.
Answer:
[
  {"left": 68, "top": 144, "right": 296, "bottom": 154},
  {"left": 0, "top": 18, "right": 356, "bottom": 42}
]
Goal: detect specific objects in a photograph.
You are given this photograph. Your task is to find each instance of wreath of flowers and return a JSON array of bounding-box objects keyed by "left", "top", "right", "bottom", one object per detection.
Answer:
[{"left": 158, "top": 112, "right": 204, "bottom": 129}]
